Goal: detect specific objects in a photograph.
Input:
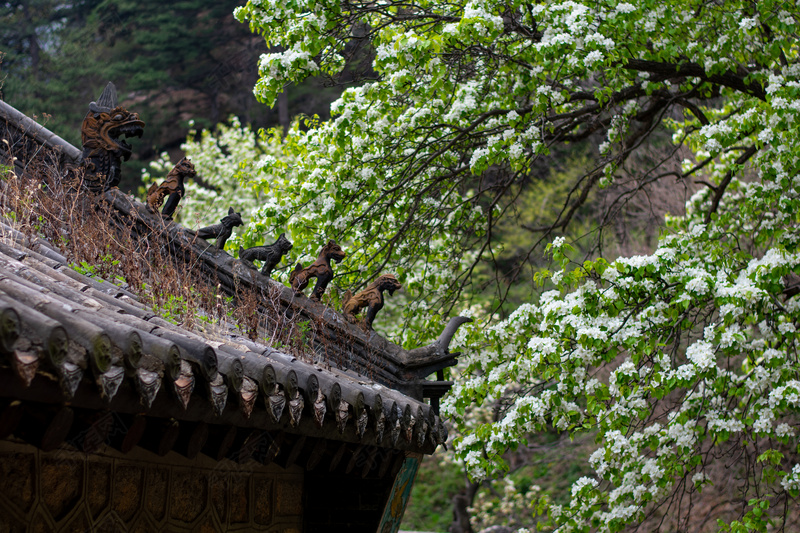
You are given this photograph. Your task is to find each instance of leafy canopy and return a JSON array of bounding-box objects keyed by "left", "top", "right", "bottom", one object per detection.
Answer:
[{"left": 236, "top": 0, "right": 800, "bottom": 529}]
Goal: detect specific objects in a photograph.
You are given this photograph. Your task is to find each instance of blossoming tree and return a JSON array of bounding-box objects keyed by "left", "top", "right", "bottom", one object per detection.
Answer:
[
  {"left": 235, "top": 0, "right": 800, "bottom": 529},
  {"left": 141, "top": 118, "right": 298, "bottom": 250}
]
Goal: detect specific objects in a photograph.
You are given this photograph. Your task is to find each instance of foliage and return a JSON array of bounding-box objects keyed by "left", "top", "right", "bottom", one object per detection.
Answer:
[
  {"left": 237, "top": 0, "right": 800, "bottom": 529},
  {"left": 141, "top": 117, "right": 294, "bottom": 253},
  {"left": 404, "top": 455, "right": 469, "bottom": 531},
  {"left": 469, "top": 477, "right": 541, "bottom": 531},
  {"left": 1, "top": 0, "right": 107, "bottom": 144},
  {"left": 233, "top": 0, "right": 730, "bottom": 331},
  {"left": 2, "top": 0, "right": 292, "bottom": 190},
  {"left": 72, "top": 255, "right": 126, "bottom": 286},
  {"left": 441, "top": 6, "right": 800, "bottom": 531}
]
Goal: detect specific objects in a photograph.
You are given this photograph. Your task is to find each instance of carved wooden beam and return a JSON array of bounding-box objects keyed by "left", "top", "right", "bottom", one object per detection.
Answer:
[
  {"left": 107, "top": 413, "right": 147, "bottom": 454},
  {"left": 345, "top": 444, "right": 366, "bottom": 474},
  {"left": 139, "top": 418, "right": 180, "bottom": 456},
  {"left": 174, "top": 421, "right": 209, "bottom": 459},
  {"left": 202, "top": 424, "right": 237, "bottom": 461},
  {"left": 15, "top": 404, "right": 74, "bottom": 452},
  {"left": 360, "top": 446, "right": 379, "bottom": 478},
  {"left": 378, "top": 448, "right": 399, "bottom": 478},
  {"left": 257, "top": 430, "right": 285, "bottom": 465},
  {"left": 306, "top": 438, "right": 327, "bottom": 471},
  {"left": 282, "top": 434, "right": 307, "bottom": 469},
  {"left": 329, "top": 442, "right": 348, "bottom": 472},
  {"left": 67, "top": 409, "right": 115, "bottom": 453},
  {"left": 0, "top": 399, "right": 22, "bottom": 439}
]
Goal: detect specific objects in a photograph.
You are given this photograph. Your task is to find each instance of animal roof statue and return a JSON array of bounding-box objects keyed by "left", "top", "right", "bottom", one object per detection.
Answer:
[
  {"left": 239, "top": 232, "right": 293, "bottom": 277},
  {"left": 76, "top": 82, "right": 145, "bottom": 193},
  {"left": 342, "top": 274, "right": 403, "bottom": 330},
  {"left": 289, "top": 240, "right": 346, "bottom": 301},
  {"left": 146, "top": 157, "right": 195, "bottom": 218},
  {"left": 195, "top": 207, "right": 244, "bottom": 250}
]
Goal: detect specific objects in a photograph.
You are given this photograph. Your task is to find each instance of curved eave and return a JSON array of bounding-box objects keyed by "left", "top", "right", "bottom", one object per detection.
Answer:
[{"left": 0, "top": 231, "right": 446, "bottom": 457}]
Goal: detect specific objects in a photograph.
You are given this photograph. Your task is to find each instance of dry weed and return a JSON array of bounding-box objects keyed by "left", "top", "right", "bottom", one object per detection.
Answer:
[{"left": 0, "top": 144, "right": 320, "bottom": 360}]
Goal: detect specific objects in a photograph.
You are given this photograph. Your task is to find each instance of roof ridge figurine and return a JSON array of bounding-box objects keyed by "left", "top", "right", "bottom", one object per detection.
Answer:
[
  {"left": 75, "top": 82, "right": 145, "bottom": 193},
  {"left": 239, "top": 232, "right": 293, "bottom": 277},
  {"left": 146, "top": 157, "right": 195, "bottom": 218},
  {"left": 194, "top": 207, "right": 243, "bottom": 250},
  {"left": 342, "top": 274, "right": 402, "bottom": 330},
  {"left": 289, "top": 239, "right": 346, "bottom": 301}
]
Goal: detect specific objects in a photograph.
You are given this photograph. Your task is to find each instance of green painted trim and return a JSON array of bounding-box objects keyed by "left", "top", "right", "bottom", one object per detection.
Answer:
[{"left": 377, "top": 454, "right": 421, "bottom": 533}]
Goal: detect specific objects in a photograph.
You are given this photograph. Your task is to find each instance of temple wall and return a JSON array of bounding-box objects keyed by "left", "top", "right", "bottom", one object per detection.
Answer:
[{"left": 0, "top": 438, "right": 303, "bottom": 532}]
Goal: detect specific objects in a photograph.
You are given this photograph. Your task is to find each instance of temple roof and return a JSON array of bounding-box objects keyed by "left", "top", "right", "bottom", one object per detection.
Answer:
[
  {"left": 0, "top": 98, "right": 461, "bottom": 463},
  {"left": 0, "top": 217, "right": 445, "bottom": 452}
]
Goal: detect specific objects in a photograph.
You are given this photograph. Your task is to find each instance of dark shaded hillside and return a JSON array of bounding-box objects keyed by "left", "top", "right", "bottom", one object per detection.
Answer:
[{"left": 0, "top": 0, "right": 342, "bottom": 190}]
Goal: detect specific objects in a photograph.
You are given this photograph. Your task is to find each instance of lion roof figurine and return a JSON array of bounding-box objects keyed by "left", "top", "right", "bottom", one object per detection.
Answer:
[
  {"left": 146, "top": 157, "right": 195, "bottom": 218},
  {"left": 195, "top": 207, "right": 244, "bottom": 250},
  {"left": 78, "top": 82, "right": 145, "bottom": 193},
  {"left": 342, "top": 274, "right": 402, "bottom": 330},
  {"left": 289, "top": 240, "right": 346, "bottom": 301}
]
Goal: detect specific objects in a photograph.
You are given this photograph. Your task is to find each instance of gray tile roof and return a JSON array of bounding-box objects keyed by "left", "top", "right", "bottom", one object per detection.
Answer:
[
  {"left": 0, "top": 222, "right": 447, "bottom": 455},
  {"left": 0, "top": 99, "right": 459, "bottom": 462}
]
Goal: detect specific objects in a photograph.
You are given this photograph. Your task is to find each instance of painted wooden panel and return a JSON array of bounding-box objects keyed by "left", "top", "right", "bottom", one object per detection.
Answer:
[{"left": 377, "top": 452, "right": 422, "bottom": 533}]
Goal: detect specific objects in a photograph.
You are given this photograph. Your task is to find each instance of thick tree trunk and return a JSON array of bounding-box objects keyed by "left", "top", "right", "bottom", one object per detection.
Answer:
[{"left": 450, "top": 481, "right": 479, "bottom": 533}]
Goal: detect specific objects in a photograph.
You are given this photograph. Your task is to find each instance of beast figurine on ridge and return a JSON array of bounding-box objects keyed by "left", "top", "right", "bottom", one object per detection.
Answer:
[
  {"left": 342, "top": 274, "right": 402, "bottom": 330},
  {"left": 239, "top": 233, "right": 293, "bottom": 277},
  {"left": 194, "top": 207, "right": 243, "bottom": 250},
  {"left": 76, "top": 82, "right": 145, "bottom": 193},
  {"left": 289, "top": 240, "right": 346, "bottom": 301},
  {"left": 146, "top": 157, "right": 195, "bottom": 218}
]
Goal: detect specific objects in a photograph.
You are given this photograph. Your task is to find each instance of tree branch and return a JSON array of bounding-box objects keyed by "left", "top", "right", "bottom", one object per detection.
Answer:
[
  {"left": 703, "top": 145, "right": 758, "bottom": 224},
  {"left": 623, "top": 59, "right": 766, "bottom": 101}
]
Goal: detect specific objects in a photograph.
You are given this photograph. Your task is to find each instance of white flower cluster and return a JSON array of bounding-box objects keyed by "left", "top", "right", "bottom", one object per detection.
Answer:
[
  {"left": 781, "top": 464, "right": 800, "bottom": 493},
  {"left": 141, "top": 117, "right": 293, "bottom": 253},
  {"left": 235, "top": 0, "right": 800, "bottom": 528}
]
